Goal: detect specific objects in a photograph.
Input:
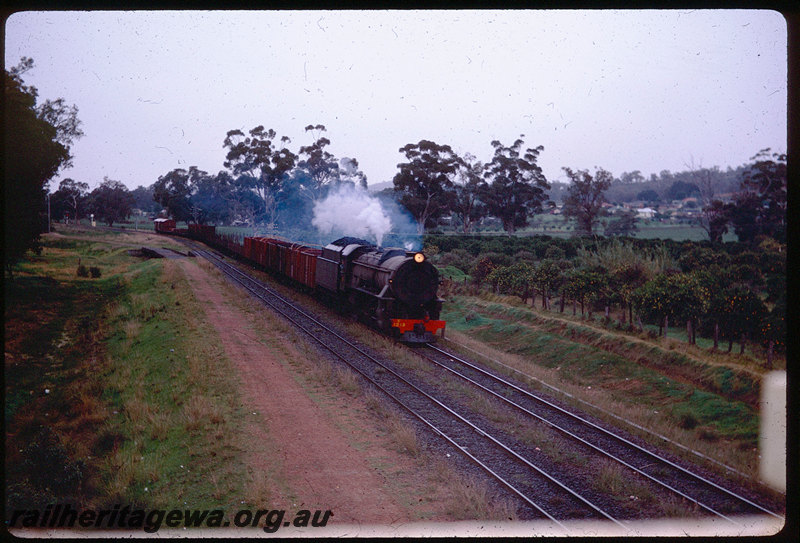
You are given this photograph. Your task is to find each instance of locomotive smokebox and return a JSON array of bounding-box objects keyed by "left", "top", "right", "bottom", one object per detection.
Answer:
[{"left": 390, "top": 257, "right": 439, "bottom": 307}]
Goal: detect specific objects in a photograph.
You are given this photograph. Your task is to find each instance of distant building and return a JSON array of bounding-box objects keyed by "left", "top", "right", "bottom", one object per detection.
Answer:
[{"left": 636, "top": 207, "right": 656, "bottom": 219}]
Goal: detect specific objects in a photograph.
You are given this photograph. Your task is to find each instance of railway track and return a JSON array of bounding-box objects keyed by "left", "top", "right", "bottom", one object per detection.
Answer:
[
  {"left": 176, "top": 238, "right": 782, "bottom": 532},
  {"left": 414, "top": 344, "right": 784, "bottom": 524},
  {"left": 186, "top": 244, "right": 636, "bottom": 533}
]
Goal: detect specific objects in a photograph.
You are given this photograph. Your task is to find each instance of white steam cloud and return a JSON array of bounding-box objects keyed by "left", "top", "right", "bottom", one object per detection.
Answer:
[{"left": 312, "top": 184, "right": 392, "bottom": 246}]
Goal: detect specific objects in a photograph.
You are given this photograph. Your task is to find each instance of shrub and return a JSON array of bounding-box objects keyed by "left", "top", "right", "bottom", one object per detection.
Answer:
[
  {"left": 438, "top": 249, "right": 474, "bottom": 274},
  {"left": 544, "top": 245, "right": 566, "bottom": 260},
  {"left": 89, "top": 266, "right": 101, "bottom": 278},
  {"left": 76, "top": 265, "right": 89, "bottom": 277}
]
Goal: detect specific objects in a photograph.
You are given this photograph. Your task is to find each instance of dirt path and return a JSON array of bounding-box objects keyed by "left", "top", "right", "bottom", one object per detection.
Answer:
[{"left": 176, "top": 258, "right": 409, "bottom": 524}]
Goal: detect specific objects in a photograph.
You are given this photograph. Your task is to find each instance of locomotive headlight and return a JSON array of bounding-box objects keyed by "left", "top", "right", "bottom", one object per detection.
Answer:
[{"left": 413, "top": 252, "right": 425, "bottom": 263}]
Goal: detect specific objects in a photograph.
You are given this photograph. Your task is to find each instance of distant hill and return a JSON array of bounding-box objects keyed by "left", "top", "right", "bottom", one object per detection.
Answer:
[{"left": 367, "top": 181, "right": 394, "bottom": 193}]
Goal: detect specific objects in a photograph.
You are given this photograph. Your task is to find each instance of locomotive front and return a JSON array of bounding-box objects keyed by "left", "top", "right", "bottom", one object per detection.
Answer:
[{"left": 353, "top": 248, "right": 445, "bottom": 342}]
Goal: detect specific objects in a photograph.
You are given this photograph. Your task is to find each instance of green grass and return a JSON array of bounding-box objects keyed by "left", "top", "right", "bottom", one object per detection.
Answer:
[
  {"left": 5, "top": 230, "right": 252, "bottom": 516},
  {"left": 441, "top": 295, "right": 760, "bottom": 447}
]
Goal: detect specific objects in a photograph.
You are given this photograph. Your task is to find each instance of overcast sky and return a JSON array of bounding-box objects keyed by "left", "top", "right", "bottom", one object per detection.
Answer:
[{"left": 5, "top": 10, "right": 787, "bottom": 191}]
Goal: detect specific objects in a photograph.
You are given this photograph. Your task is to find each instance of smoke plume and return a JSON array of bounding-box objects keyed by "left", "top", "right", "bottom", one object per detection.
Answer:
[{"left": 312, "top": 184, "right": 392, "bottom": 246}]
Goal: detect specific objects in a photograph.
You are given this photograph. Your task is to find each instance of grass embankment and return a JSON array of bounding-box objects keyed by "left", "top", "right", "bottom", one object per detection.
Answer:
[
  {"left": 5, "top": 230, "right": 252, "bottom": 517},
  {"left": 440, "top": 293, "right": 765, "bottom": 477}
]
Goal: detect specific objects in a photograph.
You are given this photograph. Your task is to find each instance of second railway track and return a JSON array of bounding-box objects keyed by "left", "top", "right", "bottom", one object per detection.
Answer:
[{"left": 414, "top": 344, "right": 784, "bottom": 524}]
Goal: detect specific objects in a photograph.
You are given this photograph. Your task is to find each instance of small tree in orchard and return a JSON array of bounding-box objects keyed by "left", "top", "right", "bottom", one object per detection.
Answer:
[
  {"left": 561, "top": 167, "right": 613, "bottom": 236},
  {"left": 471, "top": 257, "right": 498, "bottom": 287},
  {"left": 561, "top": 268, "right": 595, "bottom": 316},
  {"left": 709, "top": 285, "right": 769, "bottom": 354},
  {"left": 611, "top": 262, "right": 650, "bottom": 326},
  {"left": 487, "top": 262, "right": 535, "bottom": 303},
  {"left": 481, "top": 137, "right": 550, "bottom": 235},
  {"left": 584, "top": 267, "right": 615, "bottom": 320},
  {"left": 631, "top": 273, "right": 709, "bottom": 340},
  {"left": 532, "top": 259, "right": 563, "bottom": 310},
  {"left": 761, "top": 295, "right": 785, "bottom": 367}
]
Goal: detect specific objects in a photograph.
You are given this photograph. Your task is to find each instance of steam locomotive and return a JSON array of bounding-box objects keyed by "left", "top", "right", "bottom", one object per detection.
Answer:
[
  {"left": 157, "top": 222, "right": 445, "bottom": 343},
  {"left": 316, "top": 237, "right": 445, "bottom": 342}
]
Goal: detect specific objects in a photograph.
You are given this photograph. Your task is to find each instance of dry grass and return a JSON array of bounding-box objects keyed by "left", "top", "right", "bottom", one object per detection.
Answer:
[
  {"left": 244, "top": 468, "right": 273, "bottom": 506},
  {"left": 364, "top": 390, "right": 391, "bottom": 418},
  {"left": 106, "top": 447, "right": 138, "bottom": 498},
  {"left": 123, "top": 320, "right": 141, "bottom": 339},
  {"left": 108, "top": 301, "right": 131, "bottom": 320},
  {"left": 184, "top": 395, "right": 225, "bottom": 432},
  {"left": 388, "top": 418, "right": 420, "bottom": 457},
  {"left": 335, "top": 367, "right": 362, "bottom": 396},
  {"left": 444, "top": 475, "right": 518, "bottom": 521},
  {"left": 592, "top": 459, "right": 627, "bottom": 496},
  {"left": 466, "top": 392, "right": 515, "bottom": 425}
]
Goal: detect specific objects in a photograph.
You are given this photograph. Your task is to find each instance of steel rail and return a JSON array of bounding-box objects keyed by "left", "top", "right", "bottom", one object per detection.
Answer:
[
  {"left": 191, "top": 246, "right": 626, "bottom": 531},
  {"left": 417, "top": 347, "right": 739, "bottom": 523},
  {"left": 444, "top": 337, "right": 752, "bottom": 480},
  {"left": 424, "top": 343, "right": 783, "bottom": 521}
]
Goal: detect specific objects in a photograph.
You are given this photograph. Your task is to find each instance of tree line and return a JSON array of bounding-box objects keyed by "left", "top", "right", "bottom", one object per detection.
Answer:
[
  {"left": 44, "top": 120, "right": 787, "bottom": 247},
  {"left": 5, "top": 55, "right": 786, "bottom": 276}
]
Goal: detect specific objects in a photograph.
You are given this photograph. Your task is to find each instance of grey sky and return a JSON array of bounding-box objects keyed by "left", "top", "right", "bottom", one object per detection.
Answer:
[{"left": 5, "top": 10, "right": 787, "bottom": 191}]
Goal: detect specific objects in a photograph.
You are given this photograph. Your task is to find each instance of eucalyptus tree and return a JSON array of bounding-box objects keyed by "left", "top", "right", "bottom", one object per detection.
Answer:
[
  {"left": 88, "top": 177, "right": 135, "bottom": 226},
  {"left": 223, "top": 125, "right": 297, "bottom": 225},
  {"left": 698, "top": 199, "right": 732, "bottom": 244},
  {"left": 603, "top": 209, "right": 638, "bottom": 237},
  {"left": 732, "top": 149, "right": 787, "bottom": 243},
  {"left": 393, "top": 139, "right": 460, "bottom": 234},
  {"left": 338, "top": 157, "right": 368, "bottom": 189},
  {"left": 295, "top": 124, "right": 341, "bottom": 201},
  {"left": 561, "top": 167, "right": 613, "bottom": 236},
  {"left": 481, "top": 137, "right": 550, "bottom": 235},
  {"left": 51, "top": 178, "right": 89, "bottom": 222},
  {"left": 190, "top": 170, "right": 235, "bottom": 225},
  {"left": 153, "top": 167, "right": 194, "bottom": 222},
  {"left": 450, "top": 153, "right": 487, "bottom": 233}
]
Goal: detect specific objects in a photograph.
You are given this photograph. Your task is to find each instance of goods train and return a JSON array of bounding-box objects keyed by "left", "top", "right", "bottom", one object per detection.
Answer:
[{"left": 155, "top": 221, "right": 445, "bottom": 342}]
